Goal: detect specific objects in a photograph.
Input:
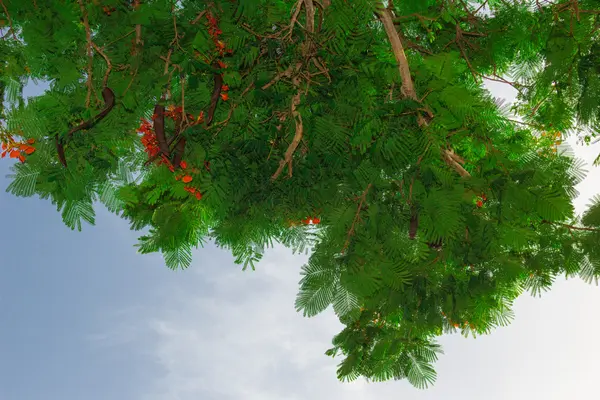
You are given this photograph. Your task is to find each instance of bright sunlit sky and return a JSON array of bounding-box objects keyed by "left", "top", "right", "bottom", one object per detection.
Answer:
[{"left": 0, "top": 79, "right": 599, "bottom": 400}]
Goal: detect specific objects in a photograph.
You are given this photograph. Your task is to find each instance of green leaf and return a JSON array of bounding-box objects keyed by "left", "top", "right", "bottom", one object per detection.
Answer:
[
  {"left": 332, "top": 283, "right": 360, "bottom": 318},
  {"left": 404, "top": 351, "right": 437, "bottom": 390},
  {"left": 163, "top": 244, "right": 193, "bottom": 270},
  {"left": 582, "top": 195, "right": 600, "bottom": 227},
  {"left": 61, "top": 199, "right": 95, "bottom": 231},
  {"left": 98, "top": 182, "right": 123, "bottom": 213},
  {"left": 6, "top": 163, "right": 39, "bottom": 197}
]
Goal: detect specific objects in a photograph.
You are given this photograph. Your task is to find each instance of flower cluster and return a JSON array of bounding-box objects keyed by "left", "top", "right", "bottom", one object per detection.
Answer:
[
  {"left": 136, "top": 112, "right": 203, "bottom": 201},
  {"left": 288, "top": 216, "right": 322, "bottom": 227},
  {"left": 1, "top": 135, "right": 36, "bottom": 163},
  {"left": 138, "top": 118, "right": 159, "bottom": 158},
  {"left": 206, "top": 12, "right": 231, "bottom": 101}
]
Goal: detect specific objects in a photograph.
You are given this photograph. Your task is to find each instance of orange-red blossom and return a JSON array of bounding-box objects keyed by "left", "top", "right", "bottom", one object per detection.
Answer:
[{"left": 1, "top": 137, "right": 36, "bottom": 163}]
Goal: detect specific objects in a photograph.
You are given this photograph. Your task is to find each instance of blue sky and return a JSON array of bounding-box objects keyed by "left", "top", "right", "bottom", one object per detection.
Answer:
[{"left": 1, "top": 85, "right": 600, "bottom": 400}]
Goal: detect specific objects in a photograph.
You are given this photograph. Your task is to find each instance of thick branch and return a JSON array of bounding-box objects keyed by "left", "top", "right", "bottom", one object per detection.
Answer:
[
  {"left": 378, "top": 4, "right": 471, "bottom": 178},
  {"left": 377, "top": 7, "right": 418, "bottom": 100},
  {"left": 304, "top": 0, "right": 316, "bottom": 36},
  {"left": 262, "top": 64, "right": 295, "bottom": 90},
  {"left": 134, "top": 0, "right": 142, "bottom": 52},
  {"left": 191, "top": 10, "right": 206, "bottom": 25}
]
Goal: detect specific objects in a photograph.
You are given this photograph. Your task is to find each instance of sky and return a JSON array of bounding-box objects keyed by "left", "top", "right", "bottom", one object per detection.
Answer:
[{"left": 1, "top": 85, "right": 600, "bottom": 400}]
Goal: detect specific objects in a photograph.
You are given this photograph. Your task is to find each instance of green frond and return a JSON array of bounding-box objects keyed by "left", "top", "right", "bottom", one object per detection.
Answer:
[{"left": 61, "top": 199, "right": 95, "bottom": 231}]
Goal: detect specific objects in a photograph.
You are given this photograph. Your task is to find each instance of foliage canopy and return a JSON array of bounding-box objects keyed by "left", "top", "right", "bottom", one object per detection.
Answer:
[{"left": 2, "top": 0, "right": 600, "bottom": 388}]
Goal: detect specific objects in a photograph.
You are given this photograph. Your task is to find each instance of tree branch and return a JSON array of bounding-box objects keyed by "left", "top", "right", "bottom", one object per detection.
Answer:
[
  {"left": 91, "top": 42, "right": 112, "bottom": 88},
  {"left": 133, "top": 0, "right": 142, "bottom": 53},
  {"left": 378, "top": 4, "right": 471, "bottom": 178},
  {"left": 78, "top": 0, "right": 94, "bottom": 108},
  {"left": 271, "top": 0, "right": 317, "bottom": 180},
  {"left": 342, "top": 184, "right": 372, "bottom": 253},
  {"left": 271, "top": 76, "right": 303, "bottom": 180},
  {"left": 0, "top": 0, "right": 18, "bottom": 41},
  {"left": 377, "top": 6, "right": 418, "bottom": 100},
  {"left": 543, "top": 220, "right": 600, "bottom": 233}
]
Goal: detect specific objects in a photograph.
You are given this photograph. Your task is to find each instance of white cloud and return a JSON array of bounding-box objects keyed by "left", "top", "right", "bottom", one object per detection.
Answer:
[{"left": 99, "top": 241, "right": 600, "bottom": 400}]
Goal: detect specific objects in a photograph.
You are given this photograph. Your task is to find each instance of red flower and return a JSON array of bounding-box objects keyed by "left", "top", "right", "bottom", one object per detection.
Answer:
[
  {"left": 182, "top": 175, "right": 193, "bottom": 183},
  {"left": 312, "top": 218, "right": 321, "bottom": 224},
  {"left": 180, "top": 160, "right": 187, "bottom": 169},
  {"left": 476, "top": 200, "right": 483, "bottom": 208},
  {"left": 195, "top": 191, "right": 202, "bottom": 200},
  {"left": 220, "top": 92, "right": 229, "bottom": 101}
]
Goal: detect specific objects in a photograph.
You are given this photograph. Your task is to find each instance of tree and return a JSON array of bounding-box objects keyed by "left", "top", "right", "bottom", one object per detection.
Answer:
[{"left": 2, "top": 0, "right": 600, "bottom": 388}]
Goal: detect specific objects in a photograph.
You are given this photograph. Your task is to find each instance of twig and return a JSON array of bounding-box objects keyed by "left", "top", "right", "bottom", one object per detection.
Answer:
[
  {"left": 543, "top": 220, "right": 600, "bottom": 233},
  {"left": 342, "top": 184, "right": 372, "bottom": 253},
  {"left": 210, "top": 81, "right": 255, "bottom": 134},
  {"left": 262, "top": 64, "right": 295, "bottom": 90},
  {"left": 181, "top": 74, "right": 189, "bottom": 129},
  {"left": 103, "top": 29, "right": 135, "bottom": 48},
  {"left": 163, "top": 49, "right": 172, "bottom": 75},
  {"left": 91, "top": 42, "right": 112, "bottom": 88},
  {"left": 191, "top": 10, "right": 206, "bottom": 25},
  {"left": 0, "top": 0, "right": 18, "bottom": 41},
  {"left": 271, "top": 0, "right": 316, "bottom": 180},
  {"left": 122, "top": 69, "right": 137, "bottom": 96},
  {"left": 78, "top": 0, "right": 94, "bottom": 108},
  {"left": 271, "top": 81, "right": 303, "bottom": 180},
  {"left": 507, "top": 118, "right": 545, "bottom": 130},
  {"left": 240, "top": 23, "right": 283, "bottom": 39},
  {"left": 284, "top": 0, "right": 305, "bottom": 40},
  {"left": 172, "top": 11, "right": 184, "bottom": 52}
]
